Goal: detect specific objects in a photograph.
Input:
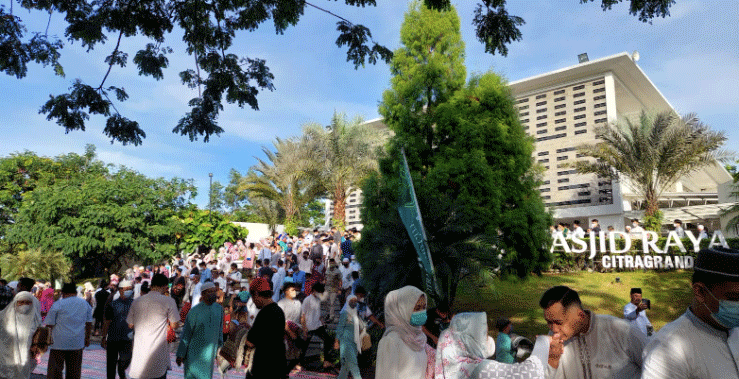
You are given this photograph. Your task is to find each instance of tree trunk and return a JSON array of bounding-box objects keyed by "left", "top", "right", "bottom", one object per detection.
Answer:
[
  {"left": 644, "top": 190, "right": 659, "bottom": 217},
  {"left": 333, "top": 181, "right": 346, "bottom": 226}
]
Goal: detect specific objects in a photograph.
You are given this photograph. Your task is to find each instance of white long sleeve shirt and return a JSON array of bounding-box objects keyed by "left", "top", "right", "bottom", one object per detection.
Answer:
[
  {"left": 547, "top": 312, "right": 647, "bottom": 379},
  {"left": 623, "top": 302, "right": 652, "bottom": 336},
  {"left": 376, "top": 330, "right": 427, "bottom": 379},
  {"left": 642, "top": 309, "right": 739, "bottom": 379}
]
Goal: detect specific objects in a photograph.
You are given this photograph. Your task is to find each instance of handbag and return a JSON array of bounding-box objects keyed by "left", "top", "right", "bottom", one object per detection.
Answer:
[
  {"left": 180, "top": 301, "right": 191, "bottom": 322},
  {"left": 167, "top": 324, "right": 177, "bottom": 343},
  {"left": 31, "top": 326, "right": 51, "bottom": 355},
  {"left": 172, "top": 283, "right": 185, "bottom": 296},
  {"left": 360, "top": 330, "right": 372, "bottom": 351},
  {"left": 219, "top": 340, "right": 238, "bottom": 367}
]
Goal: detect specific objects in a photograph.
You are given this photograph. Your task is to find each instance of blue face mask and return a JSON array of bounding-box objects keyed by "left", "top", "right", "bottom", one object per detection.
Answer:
[
  {"left": 706, "top": 290, "right": 739, "bottom": 329},
  {"left": 123, "top": 290, "right": 134, "bottom": 298},
  {"left": 410, "top": 310, "right": 427, "bottom": 326}
]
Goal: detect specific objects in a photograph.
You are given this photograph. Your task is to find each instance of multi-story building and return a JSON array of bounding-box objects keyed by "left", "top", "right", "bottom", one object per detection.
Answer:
[
  {"left": 510, "top": 51, "right": 733, "bottom": 232},
  {"left": 326, "top": 52, "right": 736, "bottom": 234}
]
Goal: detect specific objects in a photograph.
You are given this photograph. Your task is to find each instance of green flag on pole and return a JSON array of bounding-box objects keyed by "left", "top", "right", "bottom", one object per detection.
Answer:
[{"left": 398, "top": 148, "right": 440, "bottom": 298}]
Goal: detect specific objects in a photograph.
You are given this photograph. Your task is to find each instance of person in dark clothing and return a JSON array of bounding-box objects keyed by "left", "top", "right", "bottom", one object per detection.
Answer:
[
  {"left": 170, "top": 267, "right": 187, "bottom": 309},
  {"left": 310, "top": 239, "right": 323, "bottom": 262},
  {"left": 101, "top": 280, "right": 134, "bottom": 379},
  {"left": 258, "top": 259, "right": 275, "bottom": 283},
  {"left": 422, "top": 300, "right": 451, "bottom": 349},
  {"left": 340, "top": 234, "right": 353, "bottom": 260},
  {"left": 93, "top": 280, "right": 110, "bottom": 336},
  {"left": 246, "top": 277, "right": 286, "bottom": 379}
]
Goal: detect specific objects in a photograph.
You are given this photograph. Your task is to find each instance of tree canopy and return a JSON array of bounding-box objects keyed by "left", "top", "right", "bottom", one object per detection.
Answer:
[
  {"left": 2, "top": 0, "right": 678, "bottom": 144},
  {"left": 358, "top": 2, "right": 552, "bottom": 308},
  {"left": 302, "top": 112, "right": 388, "bottom": 226},
  {"left": 0, "top": 146, "right": 249, "bottom": 278}
]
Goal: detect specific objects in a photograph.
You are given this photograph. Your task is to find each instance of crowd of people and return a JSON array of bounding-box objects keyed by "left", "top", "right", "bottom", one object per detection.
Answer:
[
  {"left": 0, "top": 228, "right": 737, "bottom": 379},
  {"left": 550, "top": 218, "right": 710, "bottom": 239}
]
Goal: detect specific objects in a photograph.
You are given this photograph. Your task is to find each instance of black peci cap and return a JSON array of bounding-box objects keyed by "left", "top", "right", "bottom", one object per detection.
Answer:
[{"left": 694, "top": 247, "right": 739, "bottom": 281}]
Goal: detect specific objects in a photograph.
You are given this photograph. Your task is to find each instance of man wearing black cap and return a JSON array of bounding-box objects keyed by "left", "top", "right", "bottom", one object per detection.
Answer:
[
  {"left": 46, "top": 283, "right": 94, "bottom": 379},
  {"left": 623, "top": 287, "right": 652, "bottom": 336},
  {"left": 642, "top": 247, "right": 739, "bottom": 379}
]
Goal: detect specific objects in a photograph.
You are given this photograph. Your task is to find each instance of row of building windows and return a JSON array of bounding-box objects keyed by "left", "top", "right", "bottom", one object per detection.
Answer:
[
  {"left": 536, "top": 133, "right": 566, "bottom": 142},
  {"left": 545, "top": 198, "right": 592, "bottom": 207},
  {"left": 526, "top": 97, "right": 607, "bottom": 119},
  {"left": 559, "top": 183, "right": 590, "bottom": 190}
]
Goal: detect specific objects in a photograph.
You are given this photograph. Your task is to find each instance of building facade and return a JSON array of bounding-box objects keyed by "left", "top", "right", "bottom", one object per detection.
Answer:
[
  {"left": 509, "top": 51, "right": 733, "bottom": 232},
  {"left": 326, "top": 52, "right": 736, "bottom": 234}
]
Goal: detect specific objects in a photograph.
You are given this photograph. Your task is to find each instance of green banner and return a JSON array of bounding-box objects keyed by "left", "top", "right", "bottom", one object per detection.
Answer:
[{"left": 398, "top": 148, "right": 440, "bottom": 298}]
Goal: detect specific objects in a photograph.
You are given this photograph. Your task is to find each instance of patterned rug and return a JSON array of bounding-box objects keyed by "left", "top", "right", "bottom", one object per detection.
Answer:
[{"left": 31, "top": 345, "right": 338, "bottom": 379}]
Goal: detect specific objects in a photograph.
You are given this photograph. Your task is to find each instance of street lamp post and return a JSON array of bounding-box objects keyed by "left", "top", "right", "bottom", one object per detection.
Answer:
[{"left": 208, "top": 173, "right": 213, "bottom": 223}]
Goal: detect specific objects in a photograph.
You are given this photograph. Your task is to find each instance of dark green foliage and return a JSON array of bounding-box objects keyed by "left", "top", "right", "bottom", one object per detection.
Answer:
[
  {"left": 2, "top": 0, "right": 677, "bottom": 144},
  {"left": 472, "top": 1, "right": 524, "bottom": 56},
  {"left": 581, "top": 0, "right": 676, "bottom": 23},
  {"left": 0, "top": 146, "right": 197, "bottom": 277},
  {"left": 0, "top": 6, "right": 64, "bottom": 78},
  {"left": 178, "top": 209, "right": 248, "bottom": 255},
  {"left": 359, "top": 3, "right": 551, "bottom": 308}
]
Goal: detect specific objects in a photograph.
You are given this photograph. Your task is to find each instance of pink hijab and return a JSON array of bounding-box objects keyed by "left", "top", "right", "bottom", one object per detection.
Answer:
[
  {"left": 39, "top": 288, "right": 55, "bottom": 315},
  {"left": 382, "top": 285, "right": 427, "bottom": 352}
]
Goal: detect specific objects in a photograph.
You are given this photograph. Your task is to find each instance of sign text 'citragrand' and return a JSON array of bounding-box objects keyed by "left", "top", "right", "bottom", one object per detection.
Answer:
[{"left": 551, "top": 230, "right": 730, "bottom": 269}]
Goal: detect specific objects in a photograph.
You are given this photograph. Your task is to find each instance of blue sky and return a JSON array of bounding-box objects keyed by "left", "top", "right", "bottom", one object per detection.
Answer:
[{"left": 1, "top": 0, "right": 737, "bottom": 208}]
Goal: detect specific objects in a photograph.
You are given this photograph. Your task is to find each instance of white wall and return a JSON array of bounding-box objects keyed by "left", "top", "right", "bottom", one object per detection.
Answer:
[{"left": 231, "top": 222, "right": 284, "bottom": 242}]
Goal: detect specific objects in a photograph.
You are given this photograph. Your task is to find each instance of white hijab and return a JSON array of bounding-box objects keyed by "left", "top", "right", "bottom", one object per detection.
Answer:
[
  {"left": 435, "top": 312, "right": 549, "bottom": 379},
  {"left": 382, "top": 285, "right": 427, "bottom": 352},
  {"left": 0, "top": 291, "right": 42, "bottom": 379},
  {"left": 342, "top": 295, "right": 363, "bottom": 348}
]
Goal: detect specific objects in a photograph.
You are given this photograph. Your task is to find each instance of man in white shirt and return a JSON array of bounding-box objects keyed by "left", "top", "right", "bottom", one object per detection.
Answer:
[
  {"left": 298, "top": 251, "right": 313, "bottom": 273},
  {"left": 623, "top": 287, "right": 652, "bottom": 336},
  {"left": 227, "top": 263, "right": 243, "bottom": 295},
  {"left": 300, "top": 283, "right": 333, "bottom": 369},
  {"left": 697, "top": 224, "right": 708, "bottom": 240},
  {"left": 630, "top": 218, "right": 645, "bottom": 235},
  {"left": 571, "top": 220, "right": 586, "bottom": 239},
  {"left": 278, "top": 282, "right": 303, "bottom": 374},
  {"left": 46, "top": 283, "right": 94, "bottom": 379},
  {"left": 213, "top": 270, "right": 227, "bottom": 293},
  {"left": 349, "top": 254, "right": 361, "bottom": 273},
  {"left": 339, "top": 257, "right": 354, "bottom": 304},
  {"left": 642, "top": 247, "right": 739, "bottom": 379},
  {"left": 540, "top": 285, "right": 647, "bottom": 379},
  {"left": 127, "top": 274, "right": 179, "bottom": 379},
  {"left": 673, "top": 219, "right": 685, "bottom": 238}
]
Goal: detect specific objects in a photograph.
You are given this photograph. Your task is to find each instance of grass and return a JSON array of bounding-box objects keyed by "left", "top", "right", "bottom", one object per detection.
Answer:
[{"left": 454, "top": 270, "right": 693, "bottom": 340}]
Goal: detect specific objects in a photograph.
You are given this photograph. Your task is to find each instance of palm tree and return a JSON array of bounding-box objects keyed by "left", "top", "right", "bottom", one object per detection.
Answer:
[
  {"left": 302, "top": 112, "right": 389, "bottom": 226},
  {"left": 573, "top": 110, "right": 729, "bottom": 226},
  {"left": 247, "top": 197, "right": 284, "bottom": 234},
  {"left": 238, "top": 137, "right": 319, "bottom": 225}
]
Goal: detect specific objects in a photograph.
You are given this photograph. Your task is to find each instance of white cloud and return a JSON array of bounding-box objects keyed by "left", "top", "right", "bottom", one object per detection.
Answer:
[{"left": 96, "top": 149, "right": 184, "bottom": 177}]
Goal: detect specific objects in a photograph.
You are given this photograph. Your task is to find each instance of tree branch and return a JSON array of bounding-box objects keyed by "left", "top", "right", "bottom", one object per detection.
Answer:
[
  {"left": 305, "top": 2, "right": 353, "bottom": 24},
  {"left": 98, "top": 30, "right": 125, "bottom": 91}
]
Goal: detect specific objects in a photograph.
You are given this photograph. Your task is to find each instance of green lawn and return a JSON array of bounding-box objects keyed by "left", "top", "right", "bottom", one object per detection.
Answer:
[{"left": 454, "top": 270, "right": 693, "bottom": 340}]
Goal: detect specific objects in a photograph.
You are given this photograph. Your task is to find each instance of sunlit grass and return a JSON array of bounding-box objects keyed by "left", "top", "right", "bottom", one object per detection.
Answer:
[{"left": 454, "top": 271, "right": 693, "bottom": 339}]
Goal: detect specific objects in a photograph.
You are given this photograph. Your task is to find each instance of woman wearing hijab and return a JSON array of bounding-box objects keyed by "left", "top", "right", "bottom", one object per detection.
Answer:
[
  {"left": 376, "top": 285, "right": 430, "bottom": 379},
  {"left": 336, "top": 295, "right": 364, "bottom": 379},
  {"left": 0, "top": 291, "right": 42, "bottom": 379},
  {"left": 434, "top": 312, "right": 553, "bottom": 379},
  {"left": 38, "top": 286, "right": 55, "bottom": 321}
]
